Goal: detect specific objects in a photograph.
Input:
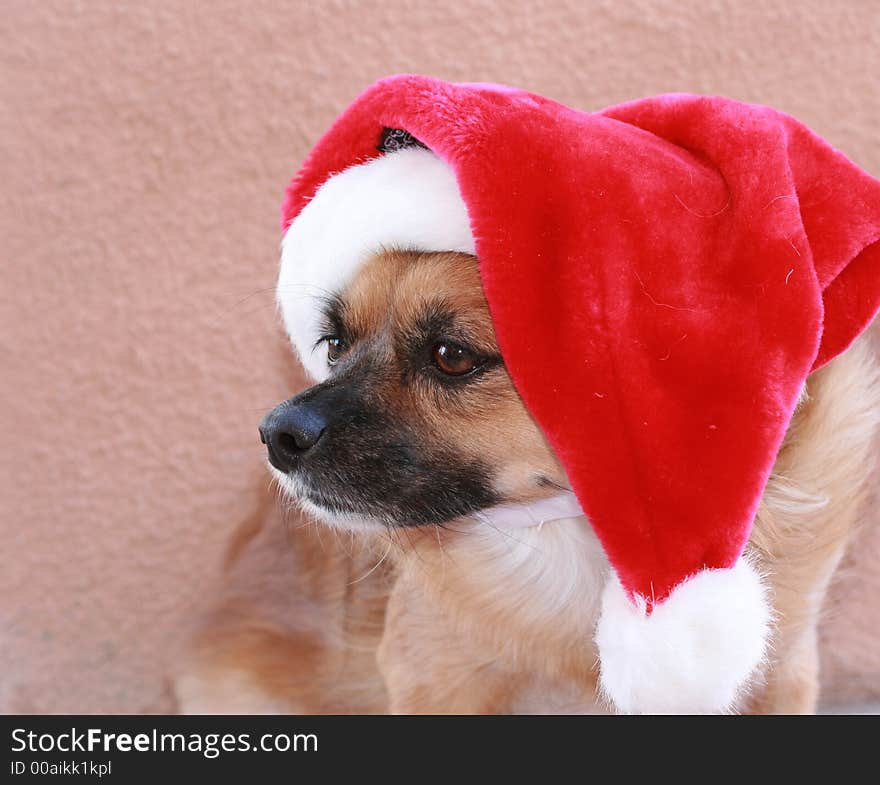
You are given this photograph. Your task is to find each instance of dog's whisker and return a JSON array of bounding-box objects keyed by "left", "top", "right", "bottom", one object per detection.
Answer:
[
  {"left": 275, "top": 282, "right": 339, "bottom": 297},
  {"left": 347, "top": 542, "right": 393, "bottom": 586},
  {"left": 208, "top": 286, "right": 333, "bottom": 328},
  {"left": 220, "top": 285, "right": 280, "bottom": 308},
  {"left": 473, "top": 510, "right": 543, "bottom": 553},
  {"left": 432, "top": 522, "right": 450, "bottom": 577},
  {"left": 537, "top": 477, "right": 573, "bottom": 493}
]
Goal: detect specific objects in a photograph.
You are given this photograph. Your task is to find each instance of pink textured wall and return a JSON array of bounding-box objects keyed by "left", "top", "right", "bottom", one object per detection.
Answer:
[{"left": 2, "top": 1, "right": 878, "bottom": 713}]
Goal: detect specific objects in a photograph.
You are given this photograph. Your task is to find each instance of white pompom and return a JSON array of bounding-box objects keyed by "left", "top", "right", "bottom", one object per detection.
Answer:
[{"left": 595, "top": 558, "right": 771, "bottom": 714}]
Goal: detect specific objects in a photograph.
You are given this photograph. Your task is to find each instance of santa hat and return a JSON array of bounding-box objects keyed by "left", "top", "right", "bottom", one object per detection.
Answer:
[{"left": 277, "top": 75, "right": 880, "bottom": 713}]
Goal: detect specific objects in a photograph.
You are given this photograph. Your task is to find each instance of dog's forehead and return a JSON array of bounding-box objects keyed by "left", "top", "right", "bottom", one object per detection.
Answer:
[{"left": 339, "top": 250, "right": 492, "bottom": 337}]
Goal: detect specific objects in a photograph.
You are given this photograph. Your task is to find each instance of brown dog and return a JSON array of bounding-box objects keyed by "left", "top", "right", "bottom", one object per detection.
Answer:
[{"left": 175, "top": 249, "right": 880, "bottom": 714}]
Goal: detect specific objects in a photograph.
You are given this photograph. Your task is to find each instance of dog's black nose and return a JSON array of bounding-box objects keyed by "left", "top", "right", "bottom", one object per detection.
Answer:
[{"left": 259, "top": 400, "right": 327, "bottom": 472}]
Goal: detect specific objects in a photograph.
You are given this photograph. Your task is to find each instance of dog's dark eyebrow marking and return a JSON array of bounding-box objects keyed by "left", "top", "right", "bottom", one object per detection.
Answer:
[
  {"left": 402, "top": 300, "right": 503, "bottom": 373},
  {"left": 410, "top": 301, "right": 458, "bottom": 342},
  {"left": 317, "top": 293, "right": 348, "bottom": 338},
  {"left": 407, "top": 301, "right": 501, "bottom": 357}
]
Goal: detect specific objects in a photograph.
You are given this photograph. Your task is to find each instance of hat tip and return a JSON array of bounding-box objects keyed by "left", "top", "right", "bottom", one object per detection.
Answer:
[{"left": 595, "top": 557, "right": 771, "bottom": 714}]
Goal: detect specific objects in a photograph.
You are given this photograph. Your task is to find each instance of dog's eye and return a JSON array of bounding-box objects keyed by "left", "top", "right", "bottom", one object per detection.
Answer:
[
  {"left": 325, "top": 336, "right": 347, "bottom": 365},
  {"left": 432, "top": 342, "right": 479, "bottom": 376}
]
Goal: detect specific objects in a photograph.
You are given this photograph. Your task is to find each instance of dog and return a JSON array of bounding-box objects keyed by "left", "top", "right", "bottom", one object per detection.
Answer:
[{"left": 175, "top": 248, "right": 880, "bottom": 714}]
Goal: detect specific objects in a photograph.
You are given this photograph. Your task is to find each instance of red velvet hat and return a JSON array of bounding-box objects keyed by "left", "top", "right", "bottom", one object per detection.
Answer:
[{"left": 277, "top": 75, "right": 880, "bottom": 713}]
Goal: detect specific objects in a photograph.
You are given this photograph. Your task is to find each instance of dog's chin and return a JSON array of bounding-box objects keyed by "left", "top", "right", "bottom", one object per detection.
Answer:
[
  {"left": 298, "top": 497, "right": 390, "bottom": 534},
  {"left": 269, "top": 466, "right": 400, "bottom": 534},
  {"left": 268, "top": 464, "right": 496, "bottom": 534}
]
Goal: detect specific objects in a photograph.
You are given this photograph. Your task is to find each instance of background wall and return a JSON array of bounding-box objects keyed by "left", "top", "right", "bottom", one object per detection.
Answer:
[{"left": 2, "top": 0, "right": 878, "bottom": 713}]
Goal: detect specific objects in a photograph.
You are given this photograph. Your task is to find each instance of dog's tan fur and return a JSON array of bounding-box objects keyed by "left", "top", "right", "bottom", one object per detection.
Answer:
[{"left": 176, "top": 251, "right": 880, "bottom": 714}]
